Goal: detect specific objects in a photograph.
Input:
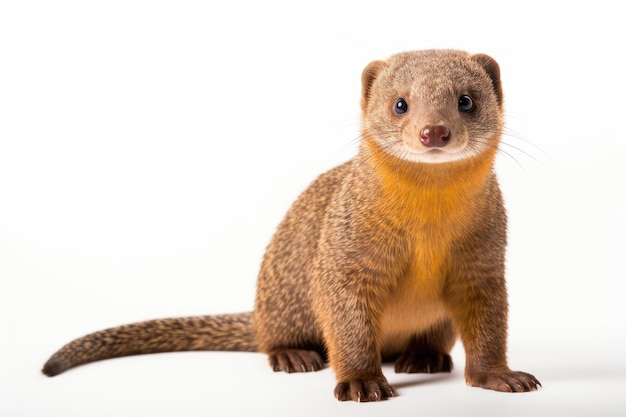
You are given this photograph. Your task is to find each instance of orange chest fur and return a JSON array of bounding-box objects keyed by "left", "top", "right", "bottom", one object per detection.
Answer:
[
  {"left": 362, "top": 138, "right": 497, "bottom": 351},
  {"left": 376, "top": 189, "right": 469, "bottom": 351},
  {"left": 370, "top": 152, "right": 494, "bottom": 296},
  {"left": 374, "top": 168, "right": 484, "bottom": 277}
]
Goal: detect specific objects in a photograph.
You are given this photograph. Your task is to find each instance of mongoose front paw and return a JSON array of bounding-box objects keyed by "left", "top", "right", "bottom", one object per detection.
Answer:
[
  {"left": 334, "top": 377, "right": 396, "bottom": 402},
  {"left": 268, "top": 349, "right": 325, "bottom": 373},
  {"left": 467, "top": 370, "right": 541, "bottom": 392},
  {"left": 394, "top": 351, "right": 453, "bottom": 374}
]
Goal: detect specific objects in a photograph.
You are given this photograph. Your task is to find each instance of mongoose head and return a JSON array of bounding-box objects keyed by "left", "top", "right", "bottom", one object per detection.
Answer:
[{"left": 361, "top": 50, "right": 503, "bottom": 164}]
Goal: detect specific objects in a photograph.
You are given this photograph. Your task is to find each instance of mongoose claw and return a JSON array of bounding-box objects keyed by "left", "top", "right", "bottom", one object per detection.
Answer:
[
  {"left": 268, "top": 349, "right": 325, "bottom": 373},
  {"left": 334, "top": 377, "right": 396, "bottom": 402},
  {"left": 467, "top": 370, "right": 541, "bottom": 392}
]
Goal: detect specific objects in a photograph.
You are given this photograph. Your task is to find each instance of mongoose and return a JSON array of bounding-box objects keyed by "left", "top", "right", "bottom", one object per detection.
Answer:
[{"left": 42, "top": 49, "right": 541, "bottom": 402}]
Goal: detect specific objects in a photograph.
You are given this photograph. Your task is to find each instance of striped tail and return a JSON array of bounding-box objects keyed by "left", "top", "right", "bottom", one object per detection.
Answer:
[{"left": 42, "top": 312, "right": 257, "bottom": 376}]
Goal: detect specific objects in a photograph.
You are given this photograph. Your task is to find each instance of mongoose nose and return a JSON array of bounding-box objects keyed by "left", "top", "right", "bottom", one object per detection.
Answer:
[{"left": 419, "top": 125, "right": 450, "bottom": 148}]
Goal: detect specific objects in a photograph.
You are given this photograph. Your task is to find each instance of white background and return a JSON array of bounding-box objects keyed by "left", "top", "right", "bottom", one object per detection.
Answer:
[{"left": 1, "top": 1, "right": 625, "bottom": 416}]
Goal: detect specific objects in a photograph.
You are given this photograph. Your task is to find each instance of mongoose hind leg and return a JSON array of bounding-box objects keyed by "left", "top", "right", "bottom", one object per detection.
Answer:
[
  {"left": 394, "top": 320, "right": 456, "bottom": 374},
  {"left": 268, "top": 349, "right": 325, "bottom": 373},
  {"left": 395, "top": 350, "right": 453, "bottom": 374}
]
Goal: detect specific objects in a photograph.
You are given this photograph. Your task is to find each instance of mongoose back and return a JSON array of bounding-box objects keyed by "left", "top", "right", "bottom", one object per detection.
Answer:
[{"left": 43, "top": 49, "right": 540, "bottom": 402}]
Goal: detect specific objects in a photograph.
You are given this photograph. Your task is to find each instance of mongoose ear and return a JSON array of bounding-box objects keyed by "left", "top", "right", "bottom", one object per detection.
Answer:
[
  {"left": 361, "top": 60, "right": 388, "bottom": 112},
  {"left": 472, "top": 53, "right": 503, "bottom": 107}
]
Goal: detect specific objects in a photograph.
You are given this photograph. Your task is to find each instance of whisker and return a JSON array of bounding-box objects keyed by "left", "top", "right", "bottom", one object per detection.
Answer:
[
  {"left": 471, "top": 136, "right": 526, "bottom": 172},
  {"left": 339, "top": 123, "right": 536, "bottom": 177},
  {"left": 499, "top": 125, "right": 548, "bottom": 162},
  {"left": 498, "top": 139, "right": 541, "bottom": 163}
]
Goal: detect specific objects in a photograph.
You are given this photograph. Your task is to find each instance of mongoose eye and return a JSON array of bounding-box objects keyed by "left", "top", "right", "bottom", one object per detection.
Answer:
[
  {"left": 458, "top": 95, "right": 474, "bottom": 112},
  {"left": 394, "top": 98, "right": 409, "bottom": 115}
]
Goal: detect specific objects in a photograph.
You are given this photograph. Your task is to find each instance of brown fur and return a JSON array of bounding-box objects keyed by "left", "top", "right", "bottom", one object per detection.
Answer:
[{"left": 43, "top": 49, "right": 540, "bottom": 401}]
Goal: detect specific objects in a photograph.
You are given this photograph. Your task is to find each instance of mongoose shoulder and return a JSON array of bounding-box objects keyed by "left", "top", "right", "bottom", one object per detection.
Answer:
[{"left": 43, "top": 49, "right": 540, "bottom": 402}]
